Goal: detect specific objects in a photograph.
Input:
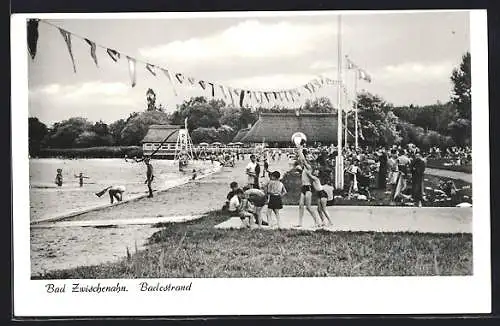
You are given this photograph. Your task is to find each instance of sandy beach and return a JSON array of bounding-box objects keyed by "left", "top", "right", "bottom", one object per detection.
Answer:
[{"left": 31, "top": 159, "right": 292, "bottom": 276}]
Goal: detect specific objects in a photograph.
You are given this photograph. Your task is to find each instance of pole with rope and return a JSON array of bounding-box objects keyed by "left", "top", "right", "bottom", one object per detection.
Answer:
[{"left": 335, "top": 15, "right": 344, "bottom": 190}]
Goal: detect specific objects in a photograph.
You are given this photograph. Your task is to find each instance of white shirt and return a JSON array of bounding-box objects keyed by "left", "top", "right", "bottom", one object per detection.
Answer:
[
  {"left": 246, "top": 162, "right": 256, "bottom": 175},
  {"left": 228, "top": 195, "right": 240, "bottom": 212}
]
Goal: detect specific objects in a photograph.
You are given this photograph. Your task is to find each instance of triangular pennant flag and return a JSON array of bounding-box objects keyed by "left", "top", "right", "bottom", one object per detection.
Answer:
[
  {"left": 58, "top": 28, "right": 77, "bottom": 73},
  {"left": 199, "top": 80, "right": 206, "bottom": 90},
  {"left": 106, "top": 48, "right": 121, "bottom": 62},
  {"left": 264, "top": 92, "right": 270, "bottom": 103},
  {"left": 187, "top": 77, "right": 196, "bottom": 86},
  {"left": 84, "top": 39, "right": 99, "bottom": 67},
  {"left": 284, "top": 91, "right": 290, "bottom": 102},
  {"left": 175, "top": 73, "right": 185, "bottom": 84},
  {"left": 208, "top": 82, "right": 215, "bottom": 97},
  {"left": 313, "top": 79, "right": 322, "bottom": 89},
  {"left": 304, "top": 84, "right": 312, "bottom": 94},
  {"left": 126, "top": 56, "right": 137, "bottom": 87},
  {"left": 228, "top": 88, "right": 235, "bottom": 106},
  {"left": 146, "top": 63, "right": 157, "bottom": 76},
  {"left": 273, "top": 92, "right": 278, "bottom": 100},
  {"left": 252, "top": 91, "right": 259, "bottom": 104},
  {"left": 220, "top": 85, "right": 227, "bottom": 99},
  {"left": 239, "top": 90, "right": 245, "bottom": 107},
  {"left": 259, "top": 92, "right": 264, "bottom": 104},
  {"left": 161, "top": 68, "right": 178, "bottom": 96},
  {"left": 27, "top": 19, "right": 39, "bottom": 60}
]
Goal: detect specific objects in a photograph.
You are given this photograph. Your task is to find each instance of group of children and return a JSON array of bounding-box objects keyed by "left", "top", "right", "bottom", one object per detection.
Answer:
[{"left": 224, "top": 169, "right": 288, "bottom": 229}]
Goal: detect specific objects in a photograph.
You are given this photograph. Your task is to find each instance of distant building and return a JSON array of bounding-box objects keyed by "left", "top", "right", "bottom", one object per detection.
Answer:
[
  {"left": 141, "top": 124, "right": 180, "bottom": 158},
  {"left": 240, "top": 113, "right": 338, "bottom": 146}
]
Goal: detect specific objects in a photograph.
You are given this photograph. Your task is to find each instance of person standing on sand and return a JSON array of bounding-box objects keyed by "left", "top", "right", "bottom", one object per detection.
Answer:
[{"left": 144, "top": 157, "right": 154, "bottom": 198}]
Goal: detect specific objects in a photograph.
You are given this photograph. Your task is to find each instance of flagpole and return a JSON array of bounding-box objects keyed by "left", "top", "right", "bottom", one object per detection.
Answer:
[
  {"left": 344, "top": 97, "right": 348, "bottom": 149},
  {"left": 335, "top": 15, "right": 344, "bottom": 190},
  {"left": 354, "top": 70, "right": 359, "bottom": 149}
]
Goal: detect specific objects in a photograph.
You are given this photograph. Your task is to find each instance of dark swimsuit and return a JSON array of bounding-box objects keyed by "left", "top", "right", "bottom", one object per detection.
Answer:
[{"left": 301, "top": 185, "right": 312, "bottom": 194}]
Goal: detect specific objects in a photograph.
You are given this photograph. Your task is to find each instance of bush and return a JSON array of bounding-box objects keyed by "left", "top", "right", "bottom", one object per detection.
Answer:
[{"left": 36, "top": 146, "right": 143, "bottom": 159}]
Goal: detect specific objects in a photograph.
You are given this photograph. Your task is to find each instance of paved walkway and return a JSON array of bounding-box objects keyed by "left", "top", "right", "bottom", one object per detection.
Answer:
[
  {"left": 31, "top": 214, "right": 205, "bottom": 229},
  {"left": 215, "top": 206, "right": 472, "bottom": 234},
  {"left": 425, "top": 168, "right": 472, "bottom": 183}
]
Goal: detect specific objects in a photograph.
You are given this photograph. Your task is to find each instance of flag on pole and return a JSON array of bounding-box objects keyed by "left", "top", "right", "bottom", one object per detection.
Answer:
[
  {"left": 359, "top": 69, "right": 372, "bottom": 83},
  {"left": 84, "top": 39, "right": 99, "bottom": 67},
  {"left": 59, "top": 28, "right": 77, "bottom": 73},
  {"left": 346, "top": 56, "right": 356, "bottom": 70},
  {"left": 198, "top": 80, "right": 206, "bottom": 90}
]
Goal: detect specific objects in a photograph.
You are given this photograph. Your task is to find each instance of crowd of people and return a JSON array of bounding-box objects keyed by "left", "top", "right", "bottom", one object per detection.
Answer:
[{"left": 222, "top": 142, "right": 472, "bottom": 229}]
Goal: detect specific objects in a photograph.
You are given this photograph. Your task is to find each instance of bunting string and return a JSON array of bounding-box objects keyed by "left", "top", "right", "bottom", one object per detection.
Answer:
[{"left": 33, "top": 19, "right": 360, "bottom": 109}]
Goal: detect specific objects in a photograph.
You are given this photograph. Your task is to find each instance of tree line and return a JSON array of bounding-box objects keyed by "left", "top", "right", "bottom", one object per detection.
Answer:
[{"left": 29, "top": 52, "right": 471, "bottom": 155}]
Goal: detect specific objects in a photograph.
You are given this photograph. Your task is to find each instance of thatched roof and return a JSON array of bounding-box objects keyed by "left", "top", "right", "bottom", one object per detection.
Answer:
[
  {"left": 232, "top": 128, "right": 250, "bottom": 142},
  {"left": 141, "top": 124, "right": 180, "bottom": 143},
  {"left": 241, "top": 113, "right": 338, "bottom": 143}
]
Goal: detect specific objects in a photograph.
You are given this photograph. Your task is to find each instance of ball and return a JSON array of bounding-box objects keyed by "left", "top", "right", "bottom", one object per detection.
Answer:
[{"left": 291, "top": 132, "right": 307, "bottom": 147}]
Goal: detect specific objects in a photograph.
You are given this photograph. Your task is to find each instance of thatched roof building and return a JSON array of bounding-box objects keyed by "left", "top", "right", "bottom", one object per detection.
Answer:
[
  {"left": 232, "top": 128, "right": 250, "bottom": 142},
  {"left": 241, "top": 113, "right": 338, "bottom": 144},
  {"left": 141, "top": 124, "right": 180, "bottom": 144}
]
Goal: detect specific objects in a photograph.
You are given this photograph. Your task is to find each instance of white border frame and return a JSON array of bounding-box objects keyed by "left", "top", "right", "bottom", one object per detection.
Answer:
[{"left": 12, "top": 10, "right": 490, "bottom": 316}]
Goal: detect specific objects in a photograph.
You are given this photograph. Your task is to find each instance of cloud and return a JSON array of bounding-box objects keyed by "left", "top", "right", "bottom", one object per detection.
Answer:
[
  {"left": 376, "top": 61, "right": 454, "bottom": 84},
  {"left": 309, "top": 60, "right": 337, "bottom": 71},
  {"left": 139, "top": 20, "right": 337, "bottom": 64},
  {"left": 223, "top": 73, "right": 319, "bottom": 90},
  {"left": 30, "top": 81, "right": 133, "bottom": 103},
  {"left": 29, "top": 81, "right": 143, "bottom": 124}
]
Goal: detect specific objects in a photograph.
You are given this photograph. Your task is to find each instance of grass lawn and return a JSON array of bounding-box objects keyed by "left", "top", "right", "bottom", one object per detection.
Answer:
[
  {"left": 34, "top": 210, "right": 472, "bottom": 279},
  {"left": 281, "top": 170, "right": 472, "bottom": 207}
]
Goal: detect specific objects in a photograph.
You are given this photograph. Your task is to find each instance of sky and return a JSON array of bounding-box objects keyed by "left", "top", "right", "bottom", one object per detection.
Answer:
[{"left": 27, "top": 11, "right": 470, "bottom": 126}]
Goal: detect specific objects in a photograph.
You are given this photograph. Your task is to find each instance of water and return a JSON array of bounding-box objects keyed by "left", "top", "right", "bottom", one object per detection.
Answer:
[{"left": 29, "top": 158, "right": 213, "bottom": 221}]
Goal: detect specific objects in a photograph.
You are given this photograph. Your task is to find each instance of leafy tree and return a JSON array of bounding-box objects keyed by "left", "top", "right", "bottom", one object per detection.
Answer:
[
  {"left": 216, "top": 125, "right": 236, "bottom": 144},
  {"left": 45, "top": 117, "right": 93, "bottom": 148},
  {"left": 302, "top": 97, "right": 334, "bottom": 113},
  {"left": 28, "top": 117, "right": 48, "bottom": 155},
  {"left": 451, "top": 52, "right": 471, "bottom": 120},
  {"left": 191, "top": 127, "right": 219, "bottom": 144},
  {"left": 170, "top": 96, "right": 223, "bottom": 132},
  {"left": 109, "top": 119, "right": 126, "bottom": 145}
]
